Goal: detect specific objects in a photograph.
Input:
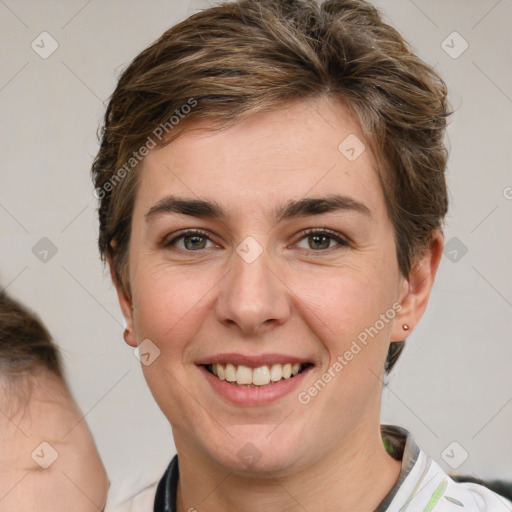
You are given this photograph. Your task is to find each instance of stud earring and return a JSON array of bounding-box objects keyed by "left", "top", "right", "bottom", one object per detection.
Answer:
[{"left": 402, "top": 324, "right": 410, "bottom": 331}]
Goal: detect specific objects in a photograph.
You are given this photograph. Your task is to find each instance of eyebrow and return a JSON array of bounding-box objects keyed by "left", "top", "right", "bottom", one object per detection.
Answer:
[{"left": 145, "top": 194, "right": 371, "bottom": 223}]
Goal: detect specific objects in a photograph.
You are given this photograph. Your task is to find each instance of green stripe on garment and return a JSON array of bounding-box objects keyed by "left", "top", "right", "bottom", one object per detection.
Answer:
[
  {"left": 383, "top": 436, "right": 394, "bottom": 456},
  {"left": 444, "top": 496, "right": 464, "bottom": 506},
  {"left": 424, "top": 478, "right": 449, "bottom": 512}
]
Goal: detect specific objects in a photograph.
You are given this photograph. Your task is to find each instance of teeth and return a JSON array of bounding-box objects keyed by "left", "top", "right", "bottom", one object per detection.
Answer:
[
  {"left": 225, "top": 363, "right": 237, "bottom": 382},
  {"left": 236, "top": 365, "right": 253, "bottom": 385},
  {"left": 209, "top": 362, "right": 307, "bottom": 386},
  {"left": 252, "top": 366, "right": 271, "bottom": 386},
  {"left": 270, "top": 364, "right": 282, "bottom": 382}
]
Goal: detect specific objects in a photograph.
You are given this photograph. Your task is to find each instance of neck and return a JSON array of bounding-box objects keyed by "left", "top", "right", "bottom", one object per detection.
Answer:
[{"left": 173, "top": 425, "right": 401, "bottom": 512}]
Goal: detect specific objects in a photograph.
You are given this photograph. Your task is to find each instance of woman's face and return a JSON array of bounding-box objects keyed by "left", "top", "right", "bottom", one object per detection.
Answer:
[{"left": 121, "top": 97, "right": 411, "bottom": 475}]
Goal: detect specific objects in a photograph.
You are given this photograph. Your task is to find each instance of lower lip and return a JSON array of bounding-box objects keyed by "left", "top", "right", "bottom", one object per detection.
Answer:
[{"left": 199, "top": 365, "right": 313, "bottom": 406}]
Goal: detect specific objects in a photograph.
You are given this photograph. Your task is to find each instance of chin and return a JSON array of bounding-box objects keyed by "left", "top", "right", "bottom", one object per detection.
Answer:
[{"left": 198, "top": 424, "right": 309, "bottom": 476}]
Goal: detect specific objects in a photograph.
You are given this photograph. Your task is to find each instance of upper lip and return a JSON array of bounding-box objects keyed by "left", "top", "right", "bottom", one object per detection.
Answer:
[{"left": 195, "top": 353, "right": 313, "bottom": 368}]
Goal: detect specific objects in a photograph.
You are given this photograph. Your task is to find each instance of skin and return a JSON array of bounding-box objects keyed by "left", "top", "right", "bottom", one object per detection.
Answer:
[
  {"left": 0, "top": 370, "right": 109, "bottom": 512},
  {"left": 114, "top": 96, "right": 443, "bottom": 512}
]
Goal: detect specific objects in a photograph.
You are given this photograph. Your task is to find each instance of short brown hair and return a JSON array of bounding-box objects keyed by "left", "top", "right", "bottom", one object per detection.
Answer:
[{"left": 92, "top": 0, "right": 451, "bottom": 372}]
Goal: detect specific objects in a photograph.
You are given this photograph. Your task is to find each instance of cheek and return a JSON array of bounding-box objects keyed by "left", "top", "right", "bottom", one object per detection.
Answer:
[
  {"left": 131, "top": 263, "right": 213, "bottom": 355},
  {"left": 130, "top": 264, "right": 213, "bottom": 422},
  {"left": 293, "top": 266, "right": 399, "bottom": 410},
  {"left": 291, "top": 258, "right": 399, "bottom": 360}
]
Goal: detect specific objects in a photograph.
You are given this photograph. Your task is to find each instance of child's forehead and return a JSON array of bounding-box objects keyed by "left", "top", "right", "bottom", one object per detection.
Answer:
[{"left": 0, "top": 372, "right": 70, "bottom": 419}]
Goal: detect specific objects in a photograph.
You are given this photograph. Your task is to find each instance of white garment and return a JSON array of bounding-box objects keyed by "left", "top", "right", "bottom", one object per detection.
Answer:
[
  {"left": 382, "top": 450, "right": 512, "bottom": 511},
  {"left": 105, "top": 482, "right": 157, "bottom": 512}
]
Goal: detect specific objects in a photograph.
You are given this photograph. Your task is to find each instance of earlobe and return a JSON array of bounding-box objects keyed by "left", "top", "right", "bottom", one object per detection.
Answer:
[
  {"left": 116, "top": 285, "right": 138, "bottom": 348},
  {"left": 391, "top": 231, "right": 444, "bottom": 341},
  {"left": 123, "top": 326, "right": 137, "bottom": 347},
  {"left": 107, "top": 255, "right": 137, "bottom": 348}
]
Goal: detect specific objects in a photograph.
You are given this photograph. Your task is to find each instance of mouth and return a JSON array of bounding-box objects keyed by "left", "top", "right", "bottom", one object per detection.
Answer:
[
  {"left": 196, "top": 353, "right": 315, "bottom": 405},
  {"left": 203, "top": 362, "right": 314, "bottom": 387}
]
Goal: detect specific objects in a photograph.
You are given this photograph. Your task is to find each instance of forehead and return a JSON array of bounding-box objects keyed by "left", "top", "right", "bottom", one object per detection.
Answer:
[{"left": 135, "top": 98, "right": 385, "bottom": 217}]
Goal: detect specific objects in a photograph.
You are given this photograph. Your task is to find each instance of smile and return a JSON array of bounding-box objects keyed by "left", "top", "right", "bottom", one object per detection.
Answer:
[
  {"left": 205, "top": 362, "right": 313, "bottom": 387},
  {"left": 198, "top": 354, "right": 315, "bottom": 406}
]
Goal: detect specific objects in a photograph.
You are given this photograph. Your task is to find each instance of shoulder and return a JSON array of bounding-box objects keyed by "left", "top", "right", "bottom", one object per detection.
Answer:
[
  {"left": 436, "top": 472, "right": 512, "bottom": 511},
  {"left": 104, "top": 481, "right": 158, "bottom": 512},
  {"left": 381, "top": 426, "right": 512, "bottom": 512},
  {"left": 399, "top": 451, "right": 512, "bottom": 511}
]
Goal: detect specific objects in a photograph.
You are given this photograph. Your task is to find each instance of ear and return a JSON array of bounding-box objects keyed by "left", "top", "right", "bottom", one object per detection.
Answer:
[
  {"left": 391, "top": 230, "right": 444, "bottom": 342},
  {"left": 107, "top": 255, "right": 137, "bottom": 348}
]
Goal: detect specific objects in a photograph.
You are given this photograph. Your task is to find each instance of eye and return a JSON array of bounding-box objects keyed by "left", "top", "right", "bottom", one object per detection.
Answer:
[
  {"left": 296, "top": 229, "right": 349, "bottom": 251},
  {"left": 162, "top": 228, "right": 348, "bottom": 253},
  {"left": 164, "top": 229, "right": 218, "bottom": 251}
]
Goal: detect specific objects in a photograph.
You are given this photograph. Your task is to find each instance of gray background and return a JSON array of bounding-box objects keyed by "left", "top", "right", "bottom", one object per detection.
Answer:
[{"left": 0, "top": 0, "right": 511, "bottom": 505}]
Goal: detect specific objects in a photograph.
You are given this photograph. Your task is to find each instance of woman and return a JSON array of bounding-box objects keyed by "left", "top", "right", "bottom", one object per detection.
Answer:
[{"left": 93, "top": 0, "right": 511, "bottom": 510}]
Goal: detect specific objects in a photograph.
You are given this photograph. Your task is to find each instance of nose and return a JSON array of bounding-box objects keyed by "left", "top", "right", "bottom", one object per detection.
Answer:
[{"left": 215, "top": 244, "right": 291, "bottom": 334}]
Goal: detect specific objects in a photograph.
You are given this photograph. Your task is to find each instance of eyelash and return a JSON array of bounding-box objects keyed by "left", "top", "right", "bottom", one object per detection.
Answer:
[
  {"left": 298, "top": 228, "right": 350, "bottom": 251},
  {"left": 163, "top": 228, "right": 349, "bottom": 253}
]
